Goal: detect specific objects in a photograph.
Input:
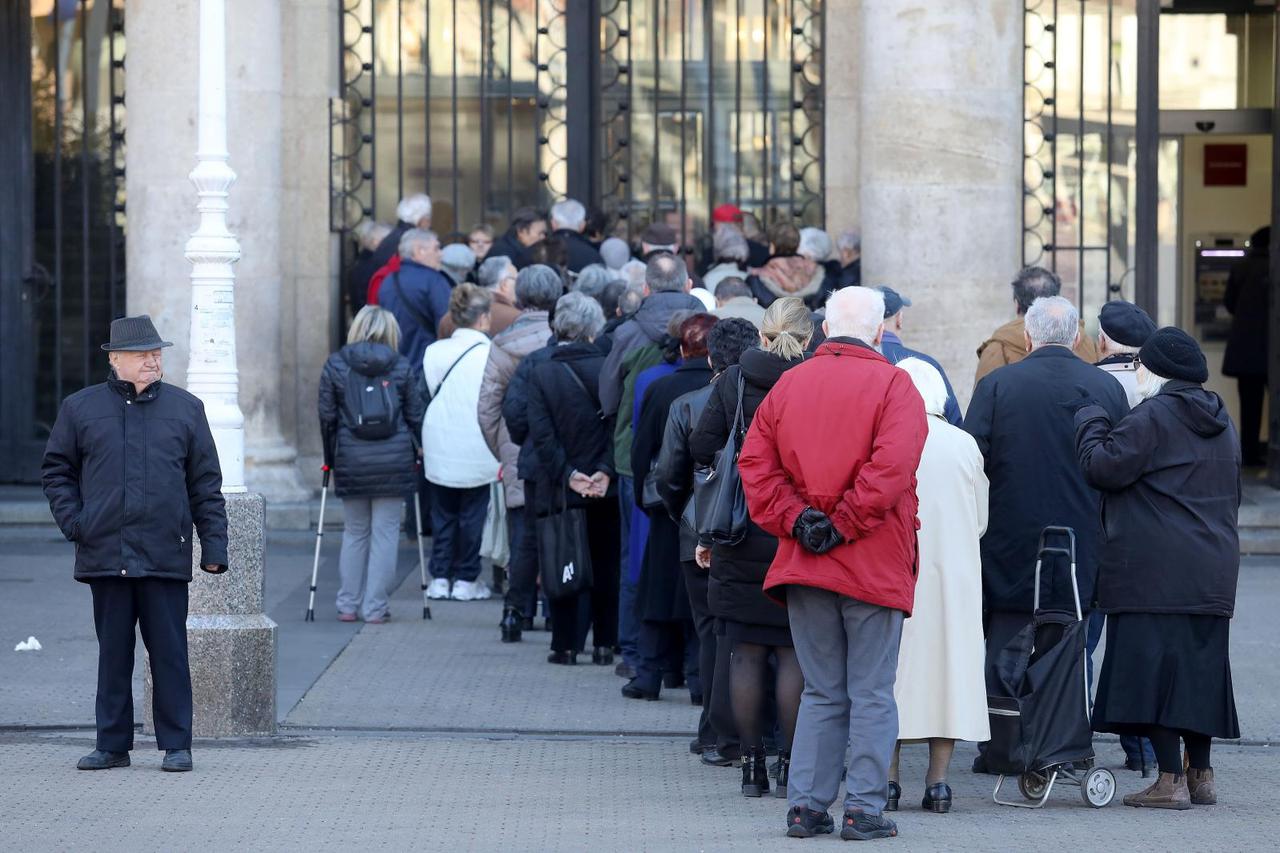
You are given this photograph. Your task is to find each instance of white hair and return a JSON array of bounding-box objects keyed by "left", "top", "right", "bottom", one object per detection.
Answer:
[
  {"left": 798, "top": 227, "right": 833, "bottom": 262},
  {"left": 825, "top": 286, "right": 884, "bottom": 342},
  {"left": 1025, "top": 296, "right": 1078, "bottom": 348},
  {"left": 1098, "top": 330, "right": 1140, "bottom": 356},
  {"left": 896, "top": 357, "right": 947, "bottom": 418},
  {"left": 1135, "top": 364, "right": 1170, "bottom": 401},
  {"left": 550, "top": 199, "right": 586, "bottom": 232},
  {"left": 836, "top": 229, "right": 861, "bottom": 253},
  {"left": 396, "top": 193, "right": 432, "bottom": 225},
  {"left": 398, "top": 228, "right": 438, "bottom": 259}
]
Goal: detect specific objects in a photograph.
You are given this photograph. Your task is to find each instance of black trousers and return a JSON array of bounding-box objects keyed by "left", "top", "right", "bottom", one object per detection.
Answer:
[
  {"left": 89, "top": 578, "right": 192, "bottom": 752},
  {"left": 504, "top": 492, "right": 541, "bottom": 619},
  {"left": 708, "top": 627, "right": 739, "bottom": 755},
  {"left": 550, "top": 499, "right": 621, "bottom": 652},
  {"left": 404, "top": 478, "right": 434, "bottom": 538},
  {"left": 1238, "top": 375, "right": 1268, "bottom": 465},
  {"left": 682, "top": 560, "right": 725, "bottom": 749},
  {"left": 635, "top": 619, "right": 690, "bottom": 694}
]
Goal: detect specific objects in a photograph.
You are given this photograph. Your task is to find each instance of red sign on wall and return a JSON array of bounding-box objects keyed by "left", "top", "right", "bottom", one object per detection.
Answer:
[{"left": 1204, "top": 144, "right": 1248, "bottom": 187}]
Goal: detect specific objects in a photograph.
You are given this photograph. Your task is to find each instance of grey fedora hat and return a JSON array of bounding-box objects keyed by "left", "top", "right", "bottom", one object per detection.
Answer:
[{"left": 101, "top": 315, "right": 174, "bottom": 352}]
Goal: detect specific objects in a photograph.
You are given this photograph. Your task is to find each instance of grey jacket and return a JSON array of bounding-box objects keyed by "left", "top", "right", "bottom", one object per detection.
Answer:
[
  {"left": 599, "top": 290, "right": 704, "bottom": 417},
  {"left": 477, "top": 310, "right": 551, "bottom": 508}
]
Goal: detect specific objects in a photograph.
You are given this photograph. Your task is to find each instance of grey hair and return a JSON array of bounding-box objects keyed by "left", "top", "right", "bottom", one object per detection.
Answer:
[
  {"left": 552, "top": 291, "right": 606, "bottom": 343},
  {"left": 477, "top": 255, "right": 515, "bottom": 290},
  {"left": 1025, "top": 295, "right": 1078, "bottom": 347},
  {"left": 836, "top": 229, "right": 861, "bottom": 254},
  {"left": 1011, "top": 266, "right": 1061, "bottom": 313},
  {"left": 825, "top": 286, "right": 885, "bottom": 342},
  {"left": 645, "top": 253, "right": 688, "bottom": 293},
  {"left": 398, "top": 228, "right": 438, "bottom": 260},
  {"left": 356, "top": 221, "right": 392, "bottom": 252},
  {"left": 573, "top": 264, "right": 617, "bottom": 301},
  {"left": 712, "top": 225, "right": 749, "bottom": 263},
  {"left": 396, "top": 193, "right": 432, "bottom": 225},
  {"left": 346, "top": 304, "right": 401, "bottom": 351},
  {"left": 621, "top": 259, "right": 647, "bottom": 288},
  {"left": 618, "top": 281, "right": 645, "bottom": 315},
  {"left": 600, "top": 237, "right": 631, "bottom": 270},
  {"left": 798, "top": 227, "right": 833, "bottom": 262},
  {"left": 550, "top": 198, "right": 586, "bottom": 231},
  {"left": 896, "top": 357, "right": 947, "bottom": 418},
  {"left": 514, "top": 264, "right": 564, "bottom": 311}
]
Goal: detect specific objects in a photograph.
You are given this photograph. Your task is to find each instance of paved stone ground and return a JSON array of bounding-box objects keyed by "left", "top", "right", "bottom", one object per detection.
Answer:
[{"left": 3, "top": 530, "right": 1280, "bottom": 850}]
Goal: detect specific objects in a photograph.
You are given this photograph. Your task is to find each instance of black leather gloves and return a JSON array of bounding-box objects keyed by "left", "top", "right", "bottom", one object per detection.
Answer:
[
  {"left": 1059, "top": 384, "right": 1100, "bottom": 415},
  {"left": 792, "top": 507, "right": 845, "bottom": 555}
]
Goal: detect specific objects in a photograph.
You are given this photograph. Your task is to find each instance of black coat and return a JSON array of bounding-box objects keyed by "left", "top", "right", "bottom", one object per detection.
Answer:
[
  {"left": 1075, "top": 381, "right": 1241, "bottom": 617},
  {"left": 42, "top": 378, "right": 229, "bottom": 582},
  {"left": 688, "top": 348, "right": 803, "bottom": 629},
  {"left": 964, "top": 346, "right": 1130, "bottom": 614},
  {"left": 654, "top": 385, "right": 713, "bottom": 562},
  {"left": 525, "top": 343, "right": 617, "bottom": 516},
  {"left": 504, "top": 342, "right": 559, "bottom": 479},
  {"left": 487, "top": 231, "right": 533, "bottom": 270},
  {"left": 632, "top": 361, "right": 714, "bottom": 622},
  {"left": 553, "top": 229, "right": 605, "bottom": 274},
  {"left": 1222, "top": 247, "right": 1269, "bottom": 378},
  {"left": 318, "top": 341, "right": 425, "bottom": 499}
]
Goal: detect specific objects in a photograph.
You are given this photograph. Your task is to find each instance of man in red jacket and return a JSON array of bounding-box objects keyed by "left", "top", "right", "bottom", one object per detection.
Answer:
[{"left": 738, "top": 286, "right": 927, "bottom": 841}]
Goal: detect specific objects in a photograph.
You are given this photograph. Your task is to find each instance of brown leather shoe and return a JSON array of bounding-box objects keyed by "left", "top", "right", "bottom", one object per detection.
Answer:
[
  {"left": 1122, "top": 772, "right": 1192, "bottom": 810},
  {"left": 1187, "top": 767, "right": 1216, "bottom": 805}
]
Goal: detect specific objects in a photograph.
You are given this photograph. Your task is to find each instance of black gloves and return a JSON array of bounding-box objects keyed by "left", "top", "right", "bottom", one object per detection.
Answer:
[
  {"left": 1059, "top": 384, "right": 1100, "bottom": 415},
  {"left": 792, "top": 507, "right": 845, "bottom": 555}
]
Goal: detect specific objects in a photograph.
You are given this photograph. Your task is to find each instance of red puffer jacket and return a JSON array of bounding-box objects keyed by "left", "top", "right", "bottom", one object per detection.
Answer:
[{"left": 737, "top": 339, "right": 927, "bottom": 615}]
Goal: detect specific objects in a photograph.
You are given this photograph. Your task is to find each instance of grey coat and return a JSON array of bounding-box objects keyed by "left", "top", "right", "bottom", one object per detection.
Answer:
[{"left": 477, "top": 310, "right": 552, "bottom": 508}]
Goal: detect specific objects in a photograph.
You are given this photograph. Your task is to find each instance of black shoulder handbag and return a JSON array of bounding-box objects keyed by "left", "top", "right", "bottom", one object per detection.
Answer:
[
  {"left": 696, "top": 373, "right": 749, "bottom": 546},
  {"left": 535, "top": 361, "right": 597, "bottom": 600}
]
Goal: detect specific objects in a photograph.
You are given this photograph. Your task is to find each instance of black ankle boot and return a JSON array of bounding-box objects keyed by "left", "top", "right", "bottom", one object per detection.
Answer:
[
  {"left": 499, "top": 607, "right": 522, "bottom": 643},
  {"left": 886, "top": 780, "right": 901, "bottom": 811},
  {"left": 741, "top": 748, "right": 770, "bottom": 797},
  {"left": 774, "top": 752, "right": 790, "bottom": 799},
  {"left": 592, "top": 646, "right": 614, "bottom": 666}
]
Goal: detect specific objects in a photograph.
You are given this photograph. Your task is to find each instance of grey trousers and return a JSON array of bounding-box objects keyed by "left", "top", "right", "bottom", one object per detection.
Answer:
[
  {"left": 337, "top": 496, "right": 402, "bottom": 620},
  {"left": 787, "top": 585, "right": 904, "bottom": 815}
]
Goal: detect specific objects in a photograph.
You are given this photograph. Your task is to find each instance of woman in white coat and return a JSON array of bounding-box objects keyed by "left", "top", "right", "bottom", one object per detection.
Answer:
[
  {"left": 422, "top": 284, "right": 501, "bottom": 601},
  {"left": 888, "top": 358, "right": 990, "bottom": 814}
]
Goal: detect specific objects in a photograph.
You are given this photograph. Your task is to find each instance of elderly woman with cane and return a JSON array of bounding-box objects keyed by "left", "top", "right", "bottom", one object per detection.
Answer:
[{"left": 1074, "top": 327, "right": 1241, "bottom": 810}]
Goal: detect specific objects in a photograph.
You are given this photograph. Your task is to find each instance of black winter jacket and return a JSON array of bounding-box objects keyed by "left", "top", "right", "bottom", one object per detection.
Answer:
[
  {"left": 525, "top": 343, "right": 617, "bottom": 516},
  {"left": 42, "top": 378, "right": 228, "bottom": 582},
  {"left": 655, "top": 385, "right": 713, "bottom": 562},
  {"left": 553, "top": 229, "right": 605, "bottom": 273},
  {"left": 964, "top": 346, "right": 1130, "bottom": 614},
  {"left": 689, "top": 348, "right": 804, "bottom": 628},
  {"left": 1075, "top": 382, "right": 1241, "bottom": 616},
  {"left": 318, "top": 342, "right": 425, "bottom": 499},
  {"left": 505, "top": 342, "right": 559, "bottom": 479},
  {"left": 1222, "top": 247, "right": 1270, "bottom": 378},
  {"left": 487, "top": 231, "right": 533, "bottom": 270}
]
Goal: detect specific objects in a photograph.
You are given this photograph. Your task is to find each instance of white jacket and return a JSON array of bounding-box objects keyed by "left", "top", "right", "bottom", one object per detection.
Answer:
[{"left": 422, "top": 328, "right": 500, "bottom": 488}]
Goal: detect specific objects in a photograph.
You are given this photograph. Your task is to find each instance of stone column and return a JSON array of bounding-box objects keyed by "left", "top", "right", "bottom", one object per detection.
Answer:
[
  {"left": 824, "top": 0, "right": 861, "bottom": 237},
  {"left": 858, "top": 0, "right": 1023, "bottom": 404}
]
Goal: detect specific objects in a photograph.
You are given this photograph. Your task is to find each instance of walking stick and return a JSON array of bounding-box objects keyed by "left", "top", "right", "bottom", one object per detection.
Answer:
[
  {"left": 414, "top": 460, "right": 432, "bottom": 620},
  {"left": 304, "top": 464, "right": 331, "bottom": 622}
]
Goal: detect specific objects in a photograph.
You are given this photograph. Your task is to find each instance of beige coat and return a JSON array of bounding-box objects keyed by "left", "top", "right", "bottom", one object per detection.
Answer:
[
  {"left": 974, "top": 316, "right": 1099, "bottom": 385},
  {"left": 476, "top": 310, "right": 550, "bottom": 508},
  {"left": 894, "top": 415, "right": 991, "bottom": 742}
]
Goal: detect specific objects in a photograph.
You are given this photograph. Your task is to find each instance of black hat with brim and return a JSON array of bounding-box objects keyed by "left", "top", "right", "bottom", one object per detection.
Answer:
[
  {"left": 101, "top": 315, "right": 174, "bottom": 352},
  {"left": 1138, "top": 326, "right": 1208, "bottom": 384}
]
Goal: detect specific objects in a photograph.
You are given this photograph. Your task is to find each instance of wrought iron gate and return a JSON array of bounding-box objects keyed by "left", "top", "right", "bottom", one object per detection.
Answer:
[
  {"left": 331, "top": 0, "right": 824, "bottom": 276},
  {"left": 0, "top": 0, "right": 126, "bottom": 483}
]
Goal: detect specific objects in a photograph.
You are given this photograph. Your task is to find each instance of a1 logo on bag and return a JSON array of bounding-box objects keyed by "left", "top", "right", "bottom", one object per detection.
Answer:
[{"left": 562, "top": 561, "right": 576, "bottom": 584}]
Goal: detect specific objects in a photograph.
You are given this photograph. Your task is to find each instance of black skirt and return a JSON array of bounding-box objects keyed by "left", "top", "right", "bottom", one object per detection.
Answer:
[
  {"left": 722, "top": 619, "right": 793, "bottom": 648},
  {"left": 1092, "top": 613, "right": 1240, "bottom": 740}
]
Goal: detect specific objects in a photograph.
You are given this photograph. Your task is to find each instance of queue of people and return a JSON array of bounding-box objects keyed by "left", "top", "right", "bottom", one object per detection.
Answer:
[{"left": 303, "top": 192, "right": 1244, "bottom": 839}]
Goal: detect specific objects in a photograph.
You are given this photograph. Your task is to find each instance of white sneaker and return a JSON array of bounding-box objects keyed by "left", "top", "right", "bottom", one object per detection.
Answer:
[
  {"left": 426, "top": 577, "right": 452, "bottom": 600},
  {"left": 450, "top": 580, "right": 491, "bottom": 601}
]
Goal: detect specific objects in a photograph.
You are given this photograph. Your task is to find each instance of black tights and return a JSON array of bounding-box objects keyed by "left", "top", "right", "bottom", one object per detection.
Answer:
[
  {"left": 730, "top": 641, "right": 803, "bottom": 753},
  {"left": 1146, "top": 726, "right": 1211, "bottom": 775}
]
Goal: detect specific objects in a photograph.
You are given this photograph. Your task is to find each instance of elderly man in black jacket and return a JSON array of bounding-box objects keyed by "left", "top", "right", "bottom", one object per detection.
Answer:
[
  {"left": 964, "top": 296, "right": 1129, "bottom": 770},
  {"left": 42, "top": 316, "right": 228, "bottom": 774}
]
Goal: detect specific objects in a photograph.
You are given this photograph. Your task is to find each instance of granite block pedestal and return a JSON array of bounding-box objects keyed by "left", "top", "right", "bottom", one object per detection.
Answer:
[{"left": 146, "top": 492, "right": 277, "bottom": 737}]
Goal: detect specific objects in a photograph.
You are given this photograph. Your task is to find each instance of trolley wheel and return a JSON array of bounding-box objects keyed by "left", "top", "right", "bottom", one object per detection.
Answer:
[
  {"left": 1018, "top": 771, "right": 1050, "bottom": 801},
  {"left": 1081, "top": 767, "right": 1116, "bottom": 808}
]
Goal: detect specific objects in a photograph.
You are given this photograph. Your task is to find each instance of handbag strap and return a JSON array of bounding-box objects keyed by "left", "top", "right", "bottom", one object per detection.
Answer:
[
  {"left": 730, "top": 372, "right": 746, "bottom": 445},
  {"left": 431, "top": 342, "right": 484, "bottom": 398},
  {"left": 559, "top": 361, "right": 603, "bottom": 419}
]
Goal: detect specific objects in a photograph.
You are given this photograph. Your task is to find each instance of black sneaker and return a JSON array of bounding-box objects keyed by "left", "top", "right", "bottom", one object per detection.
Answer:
[
  {"left": 785, "top": 806, "right": 834, "bottom": 838},
  {"left": 840, "top": 810, "right": 897, "bottom": 841}
]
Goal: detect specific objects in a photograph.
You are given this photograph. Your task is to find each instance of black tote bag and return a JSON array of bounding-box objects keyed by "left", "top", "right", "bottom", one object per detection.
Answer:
[
  {"left": 536, "top": 488, "right": 594, "bottom": 601},
  {"left": 696, "top": 373, "right": 749, "bottom": 546}
]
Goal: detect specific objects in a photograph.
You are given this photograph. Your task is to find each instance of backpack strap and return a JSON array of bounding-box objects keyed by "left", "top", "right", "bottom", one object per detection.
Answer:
[{"left": 430, "top": 342, "right": 484, "bottom": 399}]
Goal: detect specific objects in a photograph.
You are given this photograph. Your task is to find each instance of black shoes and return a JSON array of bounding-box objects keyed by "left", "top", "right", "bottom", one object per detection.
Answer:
[
  {"left": 662, "top": 671, "right": 685, "bottom": 690},
  {"left": 774, "top": 752, "right": 790, "bottom": 799},
  {"left": 500, "top": 607, "right": 523, "bottom": 643},
  {"left": 161, "top": 749, "right": 193, "bottom": 773},
  {"left": 690, "top": 739, "right": 709, "bottom": 755},
  {"left": 785, "top": 806, "right": 835, "bottom": 838},
  {"left": 520, "top": 616, "right": 535, "bottom": 632},
  {"left": 614, "top": 660, "right": 637, "bottom": 679},
  {"left": 547, "top": 650, "right": 577, "bottom": 665},
  {"left": 77, "top": 749, "right": 129, "bottom": 770},
  {"left": 886, "top": 780, "right": 901, "bottom": 811},
  {"left": 840, "top": 810, "right": 898, "bottom": 841},
  {"left": 592, "top": 646, "right": 614, "bottom": 666},
  {"left": 621, "top": 679, "right": 659, "bottom": 700},
  {"left": 700, "top": 748, "right": 737, "bottom": 767},
  {"left": 922, "top": 782, "right": 952, "bottom": 813},
  {"left": 741, "top": 748, "right": 771, "bottom": 797}
]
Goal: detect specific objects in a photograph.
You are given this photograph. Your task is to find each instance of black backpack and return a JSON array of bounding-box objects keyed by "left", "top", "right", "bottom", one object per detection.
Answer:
[{"left": 344, "top": 365, "right": 401, "bottom": 440}]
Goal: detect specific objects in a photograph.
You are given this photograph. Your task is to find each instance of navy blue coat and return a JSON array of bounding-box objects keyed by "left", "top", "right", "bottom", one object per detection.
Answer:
[
  {"left": 42, "top": 378, "right": 229, "bottom": 582},
  {"left": 377, "top": 260, "right": 453, "bottom": 369},
  {"left": 964, "top": 346, "right": 1130, "bottom": 614},
  {"left": 879, "top": 330, "right": 964, "bottom": 427}
]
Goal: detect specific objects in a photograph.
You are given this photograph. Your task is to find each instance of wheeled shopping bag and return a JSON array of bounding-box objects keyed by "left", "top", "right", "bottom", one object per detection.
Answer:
[{"left": 986, "top": 526, "right": 1116, "bottom": 809}]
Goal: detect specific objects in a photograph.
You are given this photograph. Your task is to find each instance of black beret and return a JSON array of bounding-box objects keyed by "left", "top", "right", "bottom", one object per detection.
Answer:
[
  {"left": 1139, "top": 327, "right": 1208, "bottom": 384},
  {"left": 1098, "top": 300, "right": 1156, "bottom": 348}
]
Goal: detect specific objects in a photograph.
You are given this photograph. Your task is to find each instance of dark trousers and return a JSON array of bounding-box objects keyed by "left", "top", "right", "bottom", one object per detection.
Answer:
[
  {"left": 1238, "top": 375, "right": 1268, "bottom": 465},
  {"left": 429, "top": 483, "right": 489, "bottom": 583},
  {"left": 405, "top": 478, "right": 434, "bottom": 537},
  {"left": 89, "top": 578, "right": 192, "bottom": 752},
  {"left": 682, "top": 560, "right": 727, "bottom": 749},
  {"left": 503, "top": 504, "right": 540, "bottom": 618},
  {"left": 617, "top": 477, "right": 639, "bottom": 666},
  {"left": 550, "top": 500, "right": 621, "bottom": 652},
  {"left": 709, "top": 627, "right": 739, "bottom": 755},
  {"left": 634, "top": 619, "right": 689, "bottom": 694}
]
